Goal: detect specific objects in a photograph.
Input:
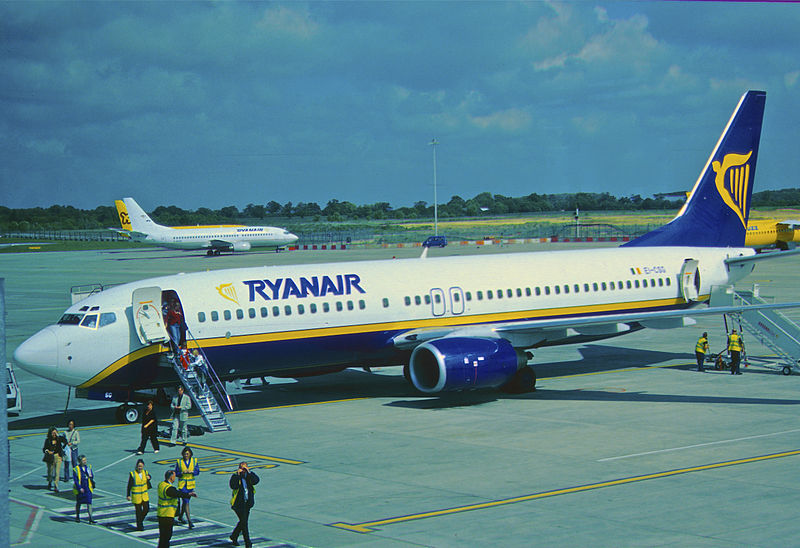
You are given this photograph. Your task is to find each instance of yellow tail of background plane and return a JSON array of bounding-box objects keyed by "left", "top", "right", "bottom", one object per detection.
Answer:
[{"left": 115, "top": 199, "right": 132, "bottom": 231}]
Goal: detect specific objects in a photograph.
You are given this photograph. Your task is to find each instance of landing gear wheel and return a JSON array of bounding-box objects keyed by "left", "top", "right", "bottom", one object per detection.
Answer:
[
  {"left": 782, "top": 366, "right": 792, "bottom": 376},
  {"left": 207, "top": 249, "right": 214, "bottom": 256},
  {"left": 117, "top": 404, "right": 140, "bottom": 424},
  {"left": 500, "top": 366, "right": 536, "bottom": 394}
]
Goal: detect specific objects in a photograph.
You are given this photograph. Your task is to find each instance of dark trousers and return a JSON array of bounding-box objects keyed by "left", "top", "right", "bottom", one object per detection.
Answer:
[
  {"left": 695, "top": 351, "right": 705, "bottom": 371},
  {"left": 138, "top": 429, "right": 160, "bottom": 452},
  {"left": 134, "top": 501, "right": 150, "bottom": 529},
  {"left": 730, "top": 350, "right": 741, "bottom": 374},
  {"left": 158, "top": 516, "right": 174, "bottom": 548},
  {"left": 232, "top": 505, "right": 252, "bottom": 546}
]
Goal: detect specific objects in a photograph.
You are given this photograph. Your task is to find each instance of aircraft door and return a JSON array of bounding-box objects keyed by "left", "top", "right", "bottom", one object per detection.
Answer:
[
  {"left": 679, "top": 259, "right": 700, "bottom": 302},
  {"left": 430, "top": 288, "right": 446, "bottom": 317},
  {"left": 449, "top": 287, "right": 465, "bottom": 315},
  {"left": 132, "top": 286, "right": 169, "bottom": 345}
]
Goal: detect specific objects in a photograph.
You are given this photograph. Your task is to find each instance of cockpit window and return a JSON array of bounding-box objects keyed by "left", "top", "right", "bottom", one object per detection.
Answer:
[
  {"left": 99, "top": 312, "right": 117, "bottom": 327},
  {"left": 58, "top": 314, "right": 84, "bottom": 325},
  {"left": 80, "top": 314, "right": 98, "bottom": 328}
]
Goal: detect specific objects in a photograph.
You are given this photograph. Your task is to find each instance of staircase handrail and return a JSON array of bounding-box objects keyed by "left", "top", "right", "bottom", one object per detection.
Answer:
[{"left": 183, "top": 328, "right": 234, "bottom": 412}]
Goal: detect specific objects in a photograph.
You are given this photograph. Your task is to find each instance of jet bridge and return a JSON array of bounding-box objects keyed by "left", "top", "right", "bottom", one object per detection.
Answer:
[{"left": 710, "top": 285, "right": 800, "bottom": 375}]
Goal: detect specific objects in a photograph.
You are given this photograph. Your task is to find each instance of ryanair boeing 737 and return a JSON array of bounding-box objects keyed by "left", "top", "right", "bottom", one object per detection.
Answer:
[
  {"left": 115, "top": 197, "right": 299, "bottom": 255},
  {"left": 15, "top": 91, "right": 800, "bottom": 423}
]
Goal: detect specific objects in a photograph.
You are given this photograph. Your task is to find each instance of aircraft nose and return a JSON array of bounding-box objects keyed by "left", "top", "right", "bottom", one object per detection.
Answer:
[{"left": 14, "top": 327, "right": 59, "bottom": 378}]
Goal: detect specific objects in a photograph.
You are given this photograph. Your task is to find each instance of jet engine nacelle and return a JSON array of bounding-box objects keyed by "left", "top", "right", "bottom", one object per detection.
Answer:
[
  {"left": 232, "top": 241, "right": 252, "bottom": 252},
  {"left": 408, "top": 337, "right": 527, "bottom": 393}
]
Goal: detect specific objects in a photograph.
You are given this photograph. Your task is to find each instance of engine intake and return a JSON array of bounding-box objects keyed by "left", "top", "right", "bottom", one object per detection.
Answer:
[{"left": 409, "top": 337, "right": 527, "bottom": 393}]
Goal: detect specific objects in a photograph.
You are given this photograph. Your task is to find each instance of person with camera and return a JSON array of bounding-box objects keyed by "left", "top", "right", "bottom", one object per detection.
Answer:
[{"left": 229, "top": 461, "right": 260, "bottom": 548}]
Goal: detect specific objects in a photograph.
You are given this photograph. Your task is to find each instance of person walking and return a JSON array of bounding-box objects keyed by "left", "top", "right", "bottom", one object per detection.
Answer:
[
  {"left": 728, "top": 328, "right": 744, "bottom": 375},
  {"left": 157, "top": 469, "right": 196, "bottom": 548},
  {"left": 137, "top": 400, "right": 160, "bottom": 454},
  {"left": 42, "top": 426, "right": 65, "bottom": 492},
  {"left": 175, "top": 446, "right": 199, "bottom": 528},
  {"left": 695, "top": 332, "right": 709, "bottom": 372},
  {"left": 73, "top": 454, "right": 96, "bottom": 523},
  {"left": 127, "top": 459, "right": 152, "bottom": 531},
  {"left": 61, "top": 419, "right": 80, "bottom": 483},
  {"left": 169, "top": 386, "right": 191, "bottom": 445},
  {"left": 229, "top": 461, "right": 260, "bottom": 548}
]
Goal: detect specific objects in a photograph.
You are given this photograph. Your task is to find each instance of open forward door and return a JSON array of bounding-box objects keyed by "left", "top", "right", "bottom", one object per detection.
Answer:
[{"left": 132, "top": 286, "right": 169, "bottom": 345}]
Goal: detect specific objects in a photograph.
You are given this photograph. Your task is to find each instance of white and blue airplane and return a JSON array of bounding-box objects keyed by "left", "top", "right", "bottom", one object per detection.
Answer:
[
  {"left": 15, "top": 91, "right": 798, "bottom": 420},
  {"left": 115, "top": 197, "right": 299, "bottom": 255}
]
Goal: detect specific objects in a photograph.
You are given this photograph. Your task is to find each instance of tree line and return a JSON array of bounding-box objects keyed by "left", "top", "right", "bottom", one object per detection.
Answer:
[{"left": 2, "top": 188, "right": 799, "bottom": 231}]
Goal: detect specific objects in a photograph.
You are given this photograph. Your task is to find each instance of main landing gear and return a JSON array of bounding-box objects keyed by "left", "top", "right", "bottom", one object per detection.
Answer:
[
  {"left": 500, "top": 366, "right": 537, "bottom": 394},
  {"left": 206, "top": 249, "right": 222, "bottom": 256},
  {"left": 115, "top": 403, "right": 140, "bottom": 424}
]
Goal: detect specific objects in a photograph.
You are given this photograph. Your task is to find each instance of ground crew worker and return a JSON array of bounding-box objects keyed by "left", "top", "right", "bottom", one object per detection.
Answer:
[
  {"left": 127, "top": 458, "right": 152, "bottom": 531},
  {"left": 174, "top": 446, "right": 199, "bottom": 528},
  {"left": 157, "top": 469, "right": 196, "bottom": 548},
  {"left": 73, "top": 454, "right": 95, "bottom": 524},
  {"left": 229, "top": 461, "right": 260, "bottom": 548},
  {"left": 695, "top": 332, "right": 709, "bottom": 372},
  {"left": 728, "top": 328, "right": 744, "bottom": 375}
]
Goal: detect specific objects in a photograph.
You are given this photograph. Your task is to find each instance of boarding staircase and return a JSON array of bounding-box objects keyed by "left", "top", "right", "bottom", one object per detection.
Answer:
[
  {"left": 710, "top": 285, "right": 800, "bottom": 375},
  {"left": 167, "top": 330, "right": 233, "bottom": 432}
]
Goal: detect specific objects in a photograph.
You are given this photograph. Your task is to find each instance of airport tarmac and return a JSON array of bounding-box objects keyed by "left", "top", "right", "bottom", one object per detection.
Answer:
[{"left": 5, "top": 243, "right": 800, "bottom": 547}]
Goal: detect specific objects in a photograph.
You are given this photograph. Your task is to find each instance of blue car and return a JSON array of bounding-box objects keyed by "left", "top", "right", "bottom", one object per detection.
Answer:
[{"left": 423, "top": 235, "right": 447, "bottom": 248}]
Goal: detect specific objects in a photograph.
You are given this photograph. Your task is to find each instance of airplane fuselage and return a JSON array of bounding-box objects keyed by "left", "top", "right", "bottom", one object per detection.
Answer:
[{"left": 14, "top": 246, "right": 755, "bottom": 392}]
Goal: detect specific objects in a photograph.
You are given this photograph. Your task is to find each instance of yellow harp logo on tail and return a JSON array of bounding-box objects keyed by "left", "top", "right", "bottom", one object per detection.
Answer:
[
  {"left": 216, "top": 283, "right": 239, "bottom": 305},
  {"left": 712, "top": 151, "right": 752, "bottom": 228}
]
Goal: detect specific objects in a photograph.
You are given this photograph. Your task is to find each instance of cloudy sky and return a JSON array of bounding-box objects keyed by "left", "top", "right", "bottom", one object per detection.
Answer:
[{"left": 2, "top": 1, "right": 798, "bottom": 212}]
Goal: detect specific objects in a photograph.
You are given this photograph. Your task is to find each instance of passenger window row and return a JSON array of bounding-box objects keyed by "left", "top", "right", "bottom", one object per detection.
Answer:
[{"left": 197, "top": 299, "right": 368, "bottom": 323}]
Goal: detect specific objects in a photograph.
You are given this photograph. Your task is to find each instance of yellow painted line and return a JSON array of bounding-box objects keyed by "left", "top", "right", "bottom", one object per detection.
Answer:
[
  {"left": 155, "top": 440, "right": 305, "bottom": 465},
  {"left": 329, "top": 449, "right": 800, "bottom": 533}
]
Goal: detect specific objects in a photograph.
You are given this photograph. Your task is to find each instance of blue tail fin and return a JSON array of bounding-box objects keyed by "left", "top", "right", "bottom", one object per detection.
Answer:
[{"left": 624, "top": 90, "right": 766, "bottom": 248}]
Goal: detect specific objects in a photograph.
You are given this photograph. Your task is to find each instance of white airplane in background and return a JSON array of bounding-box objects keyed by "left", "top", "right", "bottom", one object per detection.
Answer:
[
  {"left": 15, "top": 91, "right": 800, "bottom": 422},
  {"left": 115, "top": 197, "right": 299, "bottom": 255}
]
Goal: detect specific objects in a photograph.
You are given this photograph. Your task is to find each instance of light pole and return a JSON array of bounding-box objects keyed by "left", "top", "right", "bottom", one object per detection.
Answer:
[{"left": 430, "top": 138, "right": 439, "bottom": 236}]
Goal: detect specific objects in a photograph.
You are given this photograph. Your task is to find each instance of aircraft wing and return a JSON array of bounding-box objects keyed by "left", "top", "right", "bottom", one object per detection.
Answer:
[
  {"left": 209, "top": 239, "right": 234, "bottom": 249},
  {"left": 776, "top": 220, "right": 800, "bottom": 229},
  {"left": 393, "top": 300, "right": 800, "bottom": 350}
]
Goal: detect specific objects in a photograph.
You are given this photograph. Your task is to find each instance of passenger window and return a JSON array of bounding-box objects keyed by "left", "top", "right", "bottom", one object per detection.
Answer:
[
  {"left": 298, "top": 304, "right": 305, "bottom": 314},
  {"left": 574, "top": 284, "right": 580, "bottom": 293},
  {"left": 284, "top": 305, "right": 292, "bottom": 316},
  {"left": 544, "top": 286, "right": 550, "bottom": 295},
  {"left": 404, "top": 296, "right": 411, "bottom": 306},
  {"left": 592, "top": 283, "right": 598, "bottom": 291},
  {"left": 487, "top": 291, "right": 493, "bottom": 300},
  {"left": 554, "top": 286, "right": 560, "bottom": 295},
  {"left": 525, "top": 288, "right": 531, "bottom": 297},
  {"left": 507, "top": 289, "right": 513, "bottom": 298},
  {"left": 516, "top": 288, "right": 522, "bottom": 297},
  {"left": 359, "top": 300, "right": 366, "bottom": 310},
  {"left": 626, "top": 280, "right": 632, "bottom": 289},
  {"left": 477, "top": 291, "right": 483, "bottom": 300},
  {"left": 666, "top": 278, "right": 671, "bottom": 286},
  {"left": 382, "top": 298, "right": 389, "bottom": 308},
  {"left": 198, "top": 312, "right": 206, "bottom": 323},
  {"left": 224, "top": 310, "right": 232, "bottom": 320},
  {"left": 434, "top": 293, "right": 442, "bottom": 303},
  {"left": 415, "top": 296, "right": 422, "bottom": 305},
  {"left": 453, "top": 293, "right": 461, "bottom": 302},
  {"left": 424, "top": 295, "right": 431, "bottom": 304},
  {"left": 466, "top": 292, "right": 472, "bottom": 301},
  {"left": 248, "top": 308, "right": 256, "bottom": 319},
  {"left": 347, "top": 301, "right": 354, "bottom": 311},
  {"left": 323, "top": 302, "right": 330, "bottom": 313},
  {"left": 601, "top": 282, "right": 607, "bottom": 291},
  {"left": 272, "top": 306, "right": 280, "bottom": 316},
  {"left": 310, "top": 303, "right": 317, "bottom": 313},
  {"left": 336, "top": 302, "right": 343, "bottom": 312},
  {"left": 260, "top": 307, "right": 268, "bottom": 318},
  {"left": 497, "top": 290, "right": 503, "bottom": 299},
  {"left": 211, "top": 311, "right": 219, "bottom": 322},
  {"left": 658, "top": 278, "right": 664, "bottom": 287},
  {"left": 584, "top": 283, "right": 590, "bottom": 292},
  {"left": 634, "top": 280, "right": 640, "bottom": 288},
  {"left": 535, "top": 287, "right": 541, "bottom": 296},
  {"left": 236, "top": 309, "right": 244, "bottom": 320}
]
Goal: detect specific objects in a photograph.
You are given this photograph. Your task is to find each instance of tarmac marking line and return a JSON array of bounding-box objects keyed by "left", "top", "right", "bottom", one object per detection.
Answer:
[
  {"left": 598, "top": 428, "right": 800, "bottom": 461},
  {"left": 155, "top": 440, "right": 306, "bottom": 464},
  {"left": 328, "top": 448, "right": 800, "bottom": 533},
  {"left": 9, "top": 498, "right": 43, "bottom": 546}
]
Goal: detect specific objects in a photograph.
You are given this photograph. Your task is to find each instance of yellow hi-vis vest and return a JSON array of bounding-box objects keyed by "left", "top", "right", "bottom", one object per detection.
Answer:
[
  {"left": 695, "top": 336, "right": 708, "bottom": 354},
  {"left": 157, "top": 482, "right": 178, "bottom": 518},
  {"left": 130, "top": 470, "right": 149, "bottom": 504},
  {"left": 231, "top": 481, "right": 256, "bottom": 507},
  {"left": 72, "top": 465, "right": 93, "bottom": 496},
  {"left": 177, "top": 457, "right": 198, "bottom": 491},
  {"left": 728, "top": 333, "right": 742, "bottom": 352}
]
